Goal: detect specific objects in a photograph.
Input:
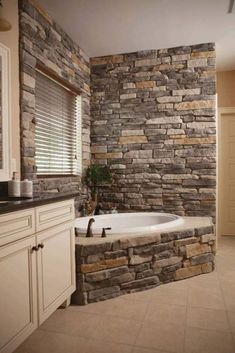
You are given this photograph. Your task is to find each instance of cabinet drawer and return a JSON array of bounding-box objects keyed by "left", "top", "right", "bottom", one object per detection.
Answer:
[
  {"left": 0, "top": 209, "right": 35, "bottom": 247},
  {"left": 35, "top": 199, "right": 75, "bottom": 232}
]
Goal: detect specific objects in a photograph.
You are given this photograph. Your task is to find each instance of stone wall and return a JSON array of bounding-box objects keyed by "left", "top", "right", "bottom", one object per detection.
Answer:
[
  {"left": 19, "top": 0, "right": 91, "bottom": 204},
  {"left": 72, "top": 221, "right": 215, "bottom": 304},
  {"left": 90, "top": 43, "right": 216, "bottom": 218}
]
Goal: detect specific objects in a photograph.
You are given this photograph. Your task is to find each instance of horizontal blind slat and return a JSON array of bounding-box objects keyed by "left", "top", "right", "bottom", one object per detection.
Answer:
[{"left": 35, "top": 70, "right": 82, "bottom": 175}]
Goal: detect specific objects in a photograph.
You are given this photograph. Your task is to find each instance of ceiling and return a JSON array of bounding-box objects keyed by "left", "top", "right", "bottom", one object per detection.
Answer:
[{"left": 39, "top": 0, "right": 235, "bottom": 72}]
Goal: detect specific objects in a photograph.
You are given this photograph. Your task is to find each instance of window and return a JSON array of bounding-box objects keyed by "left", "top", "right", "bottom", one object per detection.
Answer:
[{"left": 35, "top": 70, "right": 82, "bottom": 176}]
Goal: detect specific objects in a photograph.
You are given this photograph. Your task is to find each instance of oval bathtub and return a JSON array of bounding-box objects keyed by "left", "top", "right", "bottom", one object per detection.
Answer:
[{"left": 75, "top": 212, "right": 184, "bottom": 237}]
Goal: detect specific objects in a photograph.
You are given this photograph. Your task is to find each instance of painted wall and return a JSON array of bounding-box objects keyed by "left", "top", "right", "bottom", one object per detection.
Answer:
[
  {"left": 0, "top": 0, "right": 20, "bottom": 175},
  {"left": 91, "top": 44, "right": 216, "bottom": 218},
  {"left": 217, "top": 70, "right": 235, "bottom": 107}
]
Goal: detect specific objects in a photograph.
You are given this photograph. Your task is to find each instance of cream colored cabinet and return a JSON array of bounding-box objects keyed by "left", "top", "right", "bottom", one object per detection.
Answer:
[
  {"left": 0, "top": 199, "right": 75, "bottom": 353},
  {"left": 0, "top": 236, "right": 37, "bottom": 353},
  {"left": 37, "top": 222, "right": 75, "bottom": 324}
]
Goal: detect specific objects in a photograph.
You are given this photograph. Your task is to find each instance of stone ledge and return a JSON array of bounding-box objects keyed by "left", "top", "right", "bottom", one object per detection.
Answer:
[{"left": 72, "top": 217, "right": 215, "bottom": 305}]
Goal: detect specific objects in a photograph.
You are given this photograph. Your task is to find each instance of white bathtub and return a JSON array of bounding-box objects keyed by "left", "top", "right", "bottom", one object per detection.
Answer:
[{"left": 75, "top": 212, "right": 184, "bottom": 237}]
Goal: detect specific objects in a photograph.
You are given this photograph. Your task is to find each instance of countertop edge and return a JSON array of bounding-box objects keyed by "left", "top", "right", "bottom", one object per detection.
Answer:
[{"left": 0, "top": 192, "right": 80, "bottom": 215}]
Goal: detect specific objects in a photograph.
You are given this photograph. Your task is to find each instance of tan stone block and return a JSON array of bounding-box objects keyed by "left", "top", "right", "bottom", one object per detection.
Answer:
[
  {"left": 175, "top": 237, "right": 199, "bottom": 247},
  {"left": 157, "top": 96, "right": 182, "bottom": 103},
  {"left": 172, "top": 54, "right": 191, "bottom": 62},
  {"left": 91, "top": 55, "right": 123, "bottom": 65},
  {"left": 172, "top": 88, "right": 201, "bottom": 96},
  {"left": 91, "top": 57, "right": 108, "bottom": 66},
  {"left": 29, "top": 0, "right": 53, "bottom": 24},
  {"left": 117, "top": 234, "right": 161, "bottom": 250},
  {"left": 135, "top": 58, "right": 160, "bottom": 67},
  {"left": 83, "top": 82, "right": 90, "bottom": 92},
  {"left": 186, "top": 243, "right": 210, "bottom": 258},
  {"left": 183, "top": 260, "right": 191, "bottom": 268},
  {"left": 122, "top": 130, "right": 144, "bottom": 136},
  {"left": 80, "top": 257, "right": 128, "bottom": 273},
  {"left": 66, "top": 67, "right": 75, "bottom": 78},
  {"left": 91, "top": 145, "right": 107, "bottom": 153},
  {"left": 201, "top": 70, "right": 216, "bottom": 78},
  {"left": 175, "top": 100, "right": 214, "bottom": 111},
  {"left": 119, "top": 136, "right": 148, "bottom": 144},
  {"left": 158, "top": 63, "right": 184, "bottom": 70},
  {"left": 112, "top": 55, "right": 124, "bottom": 63},
  {"left": 22, "top": 73, "right": 35, "bottom": 89},
  {"left": 129, "top": 255, "right": 152, "bottom": 265},
  {"left": 174, "top": 265, "right": 202, "bottom": 280},
  {"left": 201, "top": 233, "right": 216, "bottom": 243},
  {"left": 191, "top": 51, "right": 215, "bottom": 58},
  {"left": 71, "top": 54, "right": 90, "bottom": 74},
  {"left": 187, "top": 122, "right": 215, "bottom": 129},
  {"left": 153, "top": 256, "right": 182, "bottom": 269},
  {"left": 136, "top": 81, "right": 156, "bottom": 89},
  {"left": 201, "top": 262, "right": 213, "bottom": 273},
  {"left": 120, "top": 93, "right": 136, "bottom": 100},
  {"left": 123, "top": 82, "right": 136, "bottom": 89},
  {"left": 174, "top": 137, "right": 216, "bottom": 145},
  {"left": 188, "top": 58, "right": 208, "bottom": 68},
  {"left": 95, "top": 152, "right": 123, "bottom": 159}
]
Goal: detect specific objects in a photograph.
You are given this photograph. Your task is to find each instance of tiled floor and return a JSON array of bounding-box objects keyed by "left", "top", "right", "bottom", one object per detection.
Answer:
[{"left": 15, "top": 237, "right": 235, "bottom": 353}]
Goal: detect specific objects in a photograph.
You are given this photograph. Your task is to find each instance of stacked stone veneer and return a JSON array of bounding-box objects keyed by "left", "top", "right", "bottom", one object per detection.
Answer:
[
  {"left": 90, "top": 43, "right": 216, "bottom": 217},
  {"left": 19, "top": 0, "right": 90, "bottom": 203},
  {"left": 72, "top": 223, "right": 215, "bottom": 304}
]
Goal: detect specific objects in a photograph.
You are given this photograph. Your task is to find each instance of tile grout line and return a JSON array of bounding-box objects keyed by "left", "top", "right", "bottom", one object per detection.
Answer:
[
  {"left": 216, "top": 257, "right": 235, "bottom": 350},
  {"left": 183, "top": 278, "right": 190, "bottom": 353}
]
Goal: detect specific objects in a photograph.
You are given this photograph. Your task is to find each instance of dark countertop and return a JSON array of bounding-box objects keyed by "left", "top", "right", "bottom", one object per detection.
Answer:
[{"left": 0, "top": 192, "right": 79, "bottom": 215}]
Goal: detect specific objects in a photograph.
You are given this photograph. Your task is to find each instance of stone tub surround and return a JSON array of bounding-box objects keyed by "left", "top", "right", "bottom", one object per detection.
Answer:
[
  {"left": 19, "top": 0, "right": 91, "bottom": 205},
  {"left": 72, "top": 217, "right": 215, "bottom": 304},
  {"left": 90, "top": 43, "right": 216, "bottom": 218}
]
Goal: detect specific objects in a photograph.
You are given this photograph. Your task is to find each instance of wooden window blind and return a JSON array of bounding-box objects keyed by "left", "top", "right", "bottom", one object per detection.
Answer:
[{"left": 35, "top": 70, "right": 82, "bottom": 176}]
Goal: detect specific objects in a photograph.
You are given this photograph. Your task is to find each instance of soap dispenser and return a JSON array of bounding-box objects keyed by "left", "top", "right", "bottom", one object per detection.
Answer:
[{"left": 8, "top": 172, "right": 20, "bottom": 197}]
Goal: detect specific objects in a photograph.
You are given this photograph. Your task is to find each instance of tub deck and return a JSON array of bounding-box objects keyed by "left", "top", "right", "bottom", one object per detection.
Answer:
[{"left": 72, "top": 216, "right": 215, "bottom": 305}]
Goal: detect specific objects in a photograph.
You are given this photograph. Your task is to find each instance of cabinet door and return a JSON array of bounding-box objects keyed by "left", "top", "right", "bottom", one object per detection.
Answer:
[
  {"left": 37, "top": 222, "right": 75, "bottom": 325},
  {"left": 0, "top": 236, "right": 37, "bottom": 353}
]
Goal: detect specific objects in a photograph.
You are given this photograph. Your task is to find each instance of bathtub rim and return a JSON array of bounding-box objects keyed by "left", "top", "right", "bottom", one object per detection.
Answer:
[
  {"left": 75, "top": 212, "right": 183, "bottom": 236},
  {"left": 75, "top": 216, "right": 214, "bottom": 245}
]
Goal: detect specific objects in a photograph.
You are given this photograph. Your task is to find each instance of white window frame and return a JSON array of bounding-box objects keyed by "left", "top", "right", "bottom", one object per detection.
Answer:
[{"left": 35, "top": 69, "right": 82, "bottom": 176}]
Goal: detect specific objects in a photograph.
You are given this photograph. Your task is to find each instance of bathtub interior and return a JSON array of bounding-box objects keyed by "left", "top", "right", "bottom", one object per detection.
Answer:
[{"left": 75, "top": 212, "right": 184, "bottom": 236}]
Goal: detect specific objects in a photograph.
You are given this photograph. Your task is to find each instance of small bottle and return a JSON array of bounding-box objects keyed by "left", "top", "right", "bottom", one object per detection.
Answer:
[
  {"left": 8, "top": 172, "right": 21, "bottom": 197},
  {"left": 111, "top": 207, "right": 118, "bottom": 214},
  {"left": 21, "top": 179, "right": 33, "bottom": 198}
]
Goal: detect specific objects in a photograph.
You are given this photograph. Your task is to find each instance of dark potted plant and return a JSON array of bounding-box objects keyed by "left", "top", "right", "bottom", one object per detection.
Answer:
[{"left": 85, "top": 164, "right": 112, "bottom": 213}]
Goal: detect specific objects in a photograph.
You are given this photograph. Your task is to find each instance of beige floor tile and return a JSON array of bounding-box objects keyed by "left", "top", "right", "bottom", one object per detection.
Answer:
[
  {"left": 227, "top": 311, "right": 235, "bottom": 334},
  {"left": 121, "top": 288, "right": 154, "bottom": 302},
  {"left": 13, "top": 329, "right": 89, "bottom": 353},
  {"left": 84, "top": 338, "right": 132, "bottom": 353},
  {"left": 40, "top": 308, "right": 101, "bottom": 338},
  {"left": 104, "top": 296, "right": 148, "bottom": 321},
  {"left": 186, "top": 307, "right": 230, "bottom": 332},
  {"left": 223, "top": 291, "right": 235, "bottom": 312},
  {"left": 150, "top": 281, "right": 188, "bottom": 306},
  {"left": 144, "top": 302, "right": 186, "bottom": 326},
  {"left": 185, "top": 327, "right": 235, "bottom": 353},
  {"left": 133, "top": 347, "right": 169, "bottom": 353},
  {"left": 136, "top": 321, "right": 184, "bottom": 353},
  {"left": 187, "top": 272, "right": 220, "bottom": 291},
  {"left": 188, "top": 286, "right": 225, "bottom": 310},
  {"left": 69, "top": 300, "right": 109, "bottom": 315},
  {"left": 92, "top": 316, "right": 141, "bottom": 345}
]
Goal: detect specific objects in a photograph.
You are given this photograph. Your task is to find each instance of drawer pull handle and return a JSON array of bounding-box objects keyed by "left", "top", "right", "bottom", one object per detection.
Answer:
[
  {"left": 32, "top": 246, "right": 39, "bottom": 252},
  {"left": 38, "top": 243, "right": 44, "bottom": 249}
]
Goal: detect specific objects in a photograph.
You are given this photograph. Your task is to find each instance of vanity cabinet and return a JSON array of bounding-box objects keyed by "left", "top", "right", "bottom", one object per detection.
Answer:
[
  {"left": 0, "top": 199, "right": 75, "bottom": 353},
  {"left": 37, "top": 222, "right": 75, "bottom": 325},
  {"left": 0, "top": 236, "right": 37, "bottom": 353}
]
